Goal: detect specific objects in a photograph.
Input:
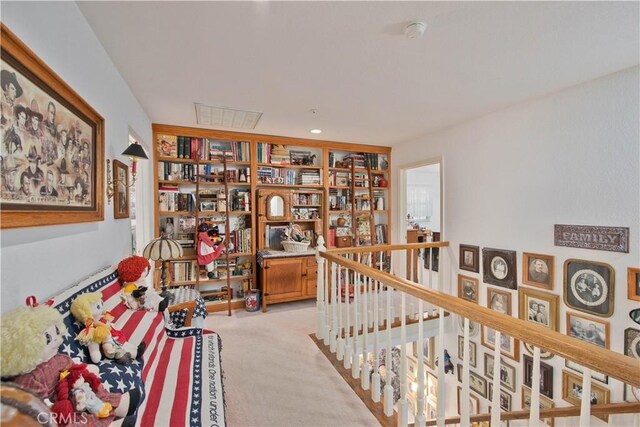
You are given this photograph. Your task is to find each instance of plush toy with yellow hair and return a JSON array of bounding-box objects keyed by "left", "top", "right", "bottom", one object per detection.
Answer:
[
  {"left": 70, "top": 292, "right": 145, "bottom": 364},
  {"left": 0, "top": 302, "right": 142, "bottom": 426}
]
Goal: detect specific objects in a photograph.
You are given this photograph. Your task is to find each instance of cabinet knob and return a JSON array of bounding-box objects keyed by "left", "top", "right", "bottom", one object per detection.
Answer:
[{"left": 301, "top": 272, "right": 307, "bottom": 277}]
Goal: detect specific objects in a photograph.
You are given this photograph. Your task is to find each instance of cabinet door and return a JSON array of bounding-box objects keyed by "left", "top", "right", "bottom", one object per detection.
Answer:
[
  {"left": 264, "top": 258, "right": 303, "bottom": 302},
  {"left": 304, "top": 256, "right": 318, "bottom": 297}
]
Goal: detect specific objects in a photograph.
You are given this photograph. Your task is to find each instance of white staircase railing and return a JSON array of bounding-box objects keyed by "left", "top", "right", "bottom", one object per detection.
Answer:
[{"left": 315, "top": 241, "right": 640, "bottom": 427}]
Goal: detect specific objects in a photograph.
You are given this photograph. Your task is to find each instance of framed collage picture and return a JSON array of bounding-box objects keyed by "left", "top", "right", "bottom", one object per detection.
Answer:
[
  {"left": 0, "top": 24, "right": 104, "bottom": 228},
  {"left": 563, "top": 259, "right": 614, "bottom": 317}
]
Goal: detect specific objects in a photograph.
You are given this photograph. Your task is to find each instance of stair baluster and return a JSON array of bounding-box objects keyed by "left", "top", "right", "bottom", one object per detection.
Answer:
[
  {"left": 384, "top": 283, "right": 394, "bottom": 416},
  {"left": 460, "top": 317, "right": 471, "bottom": 427},
  {"left": 330, "top": 262, "right": 337, "bottom": 351},
  {"left": 415, "top": 252, "right": 427, "bottom": 427},
  {"left": 529, "top": 346, "right": 543, "bottom": 427},
  {"left": 316, "top": 238, "right": 326, "bottom": 341},
  {"left": 337, "top": 264, "right": 345, "bottom": 361},
  {"left": 371, "top": 255, "right": 381, "bottom": 402},
  {"left": 361, "top": 266, "right": 370, "bottom": 390},
  {"left": 344, "top": 260, "right": 351, "bottom": 368},
  {"left": 490, "top": 330, "right": 502, "bottom": 426},
  {"left": 580, "top": 367, "right": 593, "bottom": 426}
]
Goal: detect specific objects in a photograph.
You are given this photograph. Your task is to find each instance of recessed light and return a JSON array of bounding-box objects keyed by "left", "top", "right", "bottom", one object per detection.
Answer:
[{"left": 310, "top": 129, "right": 322, "bottom": 134}]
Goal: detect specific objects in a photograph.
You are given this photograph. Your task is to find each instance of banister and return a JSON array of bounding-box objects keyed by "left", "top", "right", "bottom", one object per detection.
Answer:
[
  {"left": 327, "top": 241, "right": 450, "bottom": 254},
  {"left": 319, "top": 250, "right": 640, "bottom": 388}
]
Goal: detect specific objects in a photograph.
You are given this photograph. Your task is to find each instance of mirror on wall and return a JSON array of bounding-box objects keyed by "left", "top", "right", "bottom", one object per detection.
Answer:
[
  {"left": 270, "top": 195, "right": 285, "bottom": 217},
  {"left": 265, "top": 192, "right": 290, "bottom": 221}
]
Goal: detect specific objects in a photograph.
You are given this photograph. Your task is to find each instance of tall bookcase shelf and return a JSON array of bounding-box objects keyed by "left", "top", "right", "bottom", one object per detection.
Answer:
[{"left": 153, "top": 124, "right": 392, "bottom": 313}]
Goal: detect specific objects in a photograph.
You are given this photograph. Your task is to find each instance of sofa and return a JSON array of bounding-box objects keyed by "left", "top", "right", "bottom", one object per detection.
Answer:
[{"left": 47, "top": 266, "right": 226, "bottom": 426}]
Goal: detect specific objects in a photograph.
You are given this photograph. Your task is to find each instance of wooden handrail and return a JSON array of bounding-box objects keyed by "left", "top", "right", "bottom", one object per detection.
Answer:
[
  {"left": 319, "top": 250, "right": 640, "bottom": 387},
  {"left": 422, "top": 402, "right": 640, "bottom": 425},
  {"left": 327, "top": 241, "right": 449, "bottom": 254}
]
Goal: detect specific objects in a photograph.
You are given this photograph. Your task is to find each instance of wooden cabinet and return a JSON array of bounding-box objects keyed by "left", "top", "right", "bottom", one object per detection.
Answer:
[{"left": 259, "top": 255, "right": 317, "bottom": 312}]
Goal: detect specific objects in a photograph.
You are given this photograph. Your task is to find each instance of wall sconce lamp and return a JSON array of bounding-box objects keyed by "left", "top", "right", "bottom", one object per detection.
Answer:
[{"left": 106, "top": 142, "right": 148, "bottom": 203}]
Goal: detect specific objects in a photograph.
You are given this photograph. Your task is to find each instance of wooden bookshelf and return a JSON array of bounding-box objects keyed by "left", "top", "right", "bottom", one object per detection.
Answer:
[{"left": 152, "top": 123, "right": 392, "bottom": 312}]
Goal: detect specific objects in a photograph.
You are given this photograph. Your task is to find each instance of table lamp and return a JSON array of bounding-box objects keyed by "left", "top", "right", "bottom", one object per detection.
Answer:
[{"left": 143, "top": 234, "right": 183, "bottom": 300}]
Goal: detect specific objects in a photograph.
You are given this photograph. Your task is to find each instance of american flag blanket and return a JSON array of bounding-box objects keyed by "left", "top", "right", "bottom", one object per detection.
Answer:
[{"left": 49, "top": 266, "right": 226, "bottom": 427}]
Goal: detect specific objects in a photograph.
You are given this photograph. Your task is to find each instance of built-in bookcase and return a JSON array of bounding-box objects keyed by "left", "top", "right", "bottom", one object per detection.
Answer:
[{"left": 152, "top": 124, "right": 392, "bottom": 312}]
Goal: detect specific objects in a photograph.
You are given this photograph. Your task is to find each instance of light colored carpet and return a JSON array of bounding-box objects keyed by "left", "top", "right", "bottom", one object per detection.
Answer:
[{"left": 205, "top": 300, "right": 379, "bottom": 427}]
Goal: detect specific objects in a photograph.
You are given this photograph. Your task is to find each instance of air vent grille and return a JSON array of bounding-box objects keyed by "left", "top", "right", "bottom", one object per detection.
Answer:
[{"left": 195, "top": 103, "right": 262, "bottom": 130}]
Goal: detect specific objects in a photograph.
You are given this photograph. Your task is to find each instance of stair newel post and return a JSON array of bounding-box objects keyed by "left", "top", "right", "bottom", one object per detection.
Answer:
[
  {"left": 529, "top": 346, "right": 543, "bottom": 427},
  {"left": 352, "top": 264, "right": 360, "bottom": 378},
  {"left": 460, "top": 317, "right": 471, "bottom": 427},
  {"left": 398, "top": 290, "right": 409, "bottom": 427},
  {"left": 383, "top": 281, "right": 394, "bottom": 416},
  {"left": 337, "top": 264, "right": 345, "bottom": 361},
  {"left": 372, "top": 253, "right": 381, "bottom": 402},
  {"left": 436, "top": 305, "right": 446, "bottom": 427},
  {"left": 579, "top": 367, "right": 593, "bottom": 427},
  {"left": 316, "top": 237, "right": 326, "bottom": 341},
  {"left": 330, "top": 262, "right": 338, "bottom": 352},
  {"left": 361, "top": 268, "right": 370, "bottom": 390},
  {"left": 490, "top": 330, "right": 502, "bottom": 427}
]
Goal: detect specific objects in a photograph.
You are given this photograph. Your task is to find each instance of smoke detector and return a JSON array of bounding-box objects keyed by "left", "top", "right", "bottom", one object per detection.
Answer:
[{"left": 404, "top": 20, "right": 427, "bottom": 39}]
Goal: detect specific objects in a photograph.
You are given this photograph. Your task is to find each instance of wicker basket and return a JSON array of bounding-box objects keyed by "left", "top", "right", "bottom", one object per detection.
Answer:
[{"left": 282, "top": 240, "right": 310, "bottom": 253}]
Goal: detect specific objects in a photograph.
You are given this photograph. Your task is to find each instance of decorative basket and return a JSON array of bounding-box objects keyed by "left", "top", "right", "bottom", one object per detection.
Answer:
[{"left": 282, "top": 240, "right": 310, "bottom": 253}]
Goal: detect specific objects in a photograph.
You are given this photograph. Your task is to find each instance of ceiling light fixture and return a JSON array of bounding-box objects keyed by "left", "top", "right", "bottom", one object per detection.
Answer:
[
  {"left": 404, "top": 20, "right": 427, "bottom": 39},
  {"left": 310, "top": 129, "right": 322, "bottom": 134}
]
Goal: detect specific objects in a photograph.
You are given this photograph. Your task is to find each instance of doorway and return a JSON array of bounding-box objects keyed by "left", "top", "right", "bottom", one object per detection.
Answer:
[{"left": 400, "top": 159, "right": 442, "bottom": 241}]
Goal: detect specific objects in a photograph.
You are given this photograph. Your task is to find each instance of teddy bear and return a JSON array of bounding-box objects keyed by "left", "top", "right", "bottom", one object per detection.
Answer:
[
  {"left": 117, "top": 255, "right": 168, "bottom": 312},
  {"left": 70, "top": 292, "right": 145, "bottom": 364},
  {"left": 0, "top": 302, "right": 141, "bottom": 427}
]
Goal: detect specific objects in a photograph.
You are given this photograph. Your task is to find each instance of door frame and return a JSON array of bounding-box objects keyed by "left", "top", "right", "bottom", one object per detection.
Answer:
[{"left": 398, "top": 156, "right": 444, "bottom": 243}]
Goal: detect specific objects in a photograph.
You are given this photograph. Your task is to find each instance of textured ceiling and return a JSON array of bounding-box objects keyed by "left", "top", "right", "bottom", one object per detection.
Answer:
[{"left": 78, "top": 1, "right": 639, "bottom": 145}]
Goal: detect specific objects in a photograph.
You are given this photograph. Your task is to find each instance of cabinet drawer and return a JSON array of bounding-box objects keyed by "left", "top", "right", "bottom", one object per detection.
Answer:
[{"left": 335, "top": 236, "right": 353, "bottom": 248}]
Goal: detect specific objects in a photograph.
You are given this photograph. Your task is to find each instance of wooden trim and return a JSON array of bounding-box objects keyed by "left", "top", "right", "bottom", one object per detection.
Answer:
[
  {"left": 319, "top": 249, "right": 640, "bottom": 387},
  {"left": 1, "top": 24, "right": 105, "bottom": 228},
  {"left": 152, "top": 123, "right": 392, "bottom": 154},
  {"left": 310, "top": 333, "right": 396, "bottom": 427},
  {"left": 328, "top": 241, "right": 449, "bottom": 254}
]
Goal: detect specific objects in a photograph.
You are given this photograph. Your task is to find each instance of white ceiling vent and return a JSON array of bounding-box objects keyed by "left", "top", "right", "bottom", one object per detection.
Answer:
[{"left": 195, "top": 103, "right": 262, "bottom": 129}]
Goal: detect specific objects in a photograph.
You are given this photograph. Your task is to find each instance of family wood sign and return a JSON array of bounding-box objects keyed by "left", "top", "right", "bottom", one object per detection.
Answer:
[{"left": 554, "top": 224, "right": 629, "bottom": 253}]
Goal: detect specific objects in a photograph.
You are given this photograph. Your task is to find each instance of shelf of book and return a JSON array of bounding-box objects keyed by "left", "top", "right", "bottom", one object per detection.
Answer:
[{"left": 154, "top": 124, "right": 393, "bottom": 312}]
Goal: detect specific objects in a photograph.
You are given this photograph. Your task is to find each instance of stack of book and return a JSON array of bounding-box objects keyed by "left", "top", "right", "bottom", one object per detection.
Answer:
[
  {"left": 343, "top": 153, "right": 365, "bottom": 168},
  {"left": 177, "top": 216, "right": 196, "bottom": 248},
  {"left": 257, "top": 167, "right": 295, "bottom": 185},
  {"left": 230, "top": 228, "right": 252, "bottom": 254},
  {"left": 375, "top": 224, "right": 388, "bottom": 244},
  {"left": 293, "top": 193, "right": 321, "bottom": 206},
  {"left": 170, "top": 260, "right": 198, "bottom": 283},
  {"left": 328, "top": 189, "right": 351, "bottom": 211},
  {"left": 269, "top": 145, "right": 290, "bottom": 165},
  {"left": 296, "top": 170, "right": 321, "bottom": 186},
  {"left": 159, "top": 186, "right": 196, "bottom": 212}
]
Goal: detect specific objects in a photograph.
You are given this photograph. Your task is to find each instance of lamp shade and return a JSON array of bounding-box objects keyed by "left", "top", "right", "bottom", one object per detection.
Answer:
[
  {"left": 143, "top": 235, "right": 183, "bottom": 262},
  {"left": 122, "top": 143, "right": 148, "bottom": 160}
]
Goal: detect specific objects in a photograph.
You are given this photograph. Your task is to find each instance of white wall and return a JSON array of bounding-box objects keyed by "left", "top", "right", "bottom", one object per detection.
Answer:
[
  {"left": 0, "top": 1, "right": 153, "bottom": 312},
  {"left": 393, "top": 67, "right": 639, "bottom": 425}
]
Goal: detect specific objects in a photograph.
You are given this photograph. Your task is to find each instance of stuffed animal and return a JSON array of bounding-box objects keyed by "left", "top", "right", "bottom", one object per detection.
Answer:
[
  {"left": 117, "top": 255, "right": 168, "bottom": 312},
  {"left": 197, "top": 223, "right": 225, "bottom": 278},
  {"left": 0, "top": 302, "right": 141, "bottom": 426},
  {"left": 54, "top": 363, "right": 113, "bottom": 419},
  {"left": 70, "top": 292, "right": 145, "bottom": 364}
]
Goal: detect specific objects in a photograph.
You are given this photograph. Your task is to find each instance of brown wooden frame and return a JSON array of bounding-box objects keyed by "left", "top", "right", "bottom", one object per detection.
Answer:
[
  {"left": 522, "top": 252, "right": 554, "bottom": 290},
  {"left": 566, "top": 311, "right": 610, "bottom": 349},
  {"left": 264, "top": 191, "right": 291, "bottom": 221},
  {"left": 484, "top": 353, "right": 516, "bottom": 392},
  {"left": 112, "top": 160, "right": 129, "bottom": 219},
  {"left": 482, "top": 248, "right": 517, "bottom": 289},
  {"left": 0, "top": 24, "right": 104, "bottom": 228},
  {"left": 523, "top": 354, "right": 554, "bottom": 398},
  {"left": 458, "top": 274, "right": 479, "bottom": 303},
  {"left": 518, "top": 288, "right": 559, "bottom": 332},
  {"left": 628, "top": 267, "right": 640, "bottom": 302},
  {"left": 562, "top": 370, "right": 610, "bottom": 421},
  {"left": 458, "top": 335, "right": 477, "bottom": 368},
  {"left": 459, "top": 244, "right": 480, "bottom": 273},
  {"left": 457, "top": 386, "right": 480, "bottom": 415},
  {"left": 521, "top": 385, "right": 555, "bottom": 427}
]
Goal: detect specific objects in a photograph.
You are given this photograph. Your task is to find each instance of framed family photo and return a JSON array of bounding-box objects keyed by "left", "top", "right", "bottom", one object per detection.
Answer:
[
  {"left": 482, "top": 248, "right": 517, "bottom": 289},
  {"left": 487, "top": 287, "right": 511, "bottom": 315},
  {"left": 523, "top": 355, "right": 554, "bottom": 398},
  {"left": 113, "top": 160, "right": 129, "bottom": 219},
  {"left": 459, "top": 244, "right": 479, "bottom": 273},
  {"left": 469, "top": 370, "right": 487, "bottom": 397},
  {"left": 628, "top": 267, "right": 640, "bottom": 302},
  {"left": 565, "top": 359, "right": 608, "bottom": 384},
  {"left": 458, "top": 274, "right": 479, "bottom": 303},
  {"left": 0, "top": 24, "right": 104, "bottom": 228},
  {"left": 563, "top": 259, "right": 614, "bottom": 317},
  {"left": 566, "top": 311, "right": 609, "bottom": 349},
  {"left": 483, "top": 353, "right": 516, "bottom": 392},
  {"left": 523, "top": 252, "right": 554, "bottom": 290},
  {"left": 457, "top": 386, "right": 480, "bottom": 415},
  {"left": 562, "top": 370, "right": 610, "bottom": 421},
  {"left": 488, "top": 383, "right": 512, "bottom": 411},
  {"left": 522, "top": 386, "right": 555, "bottom": 427},
  {"left": 482, "top": 326, "right": 520, "bottom": 361},
  {"left": 519, "top": 288, "right": 559, "bottom": 331},
  {"left": 457, "top": 314, "right": 480, "bottom": 337}
]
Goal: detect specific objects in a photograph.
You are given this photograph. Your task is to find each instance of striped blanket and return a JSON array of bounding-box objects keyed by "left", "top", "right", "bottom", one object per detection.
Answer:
[{"left": 50, "top": 266, "right": 226, "bottom": 427}]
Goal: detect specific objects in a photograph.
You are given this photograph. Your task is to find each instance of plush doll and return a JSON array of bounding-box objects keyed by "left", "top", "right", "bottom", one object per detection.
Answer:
[
  {"left": 54, "top": 364, "right": 112, "bottom": 419},
  {"left": 0, "top": 303, "right": 141, "bottom": 427},
  {"left": 117, "top": 255, "right": 168, "bottom": 312},
  {"left": 197, "top": 223, "right": 225, "bottom": 278},
  {"left": 70, "top": 292, "right": 145, "bottom": 364}
]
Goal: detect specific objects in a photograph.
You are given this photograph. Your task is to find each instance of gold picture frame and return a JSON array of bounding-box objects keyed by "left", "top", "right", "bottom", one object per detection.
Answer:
[
  {"left": 522, "top": 252, "right": 554, "bottom": 290},
  {"left": 628, "top": 267, "right": 640, "bottom": 302},
  {"left": 0, "top": 24, "right": 104, "bottom": 228},
  {"left": 112, "top": 160, "right": 129, "bottom": 219},
  {"left": 562, "top": 370, "right": 610, "bottom": 422},
  {"left": 518, "top": 288, "right": 560, "bottom": 331}
]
